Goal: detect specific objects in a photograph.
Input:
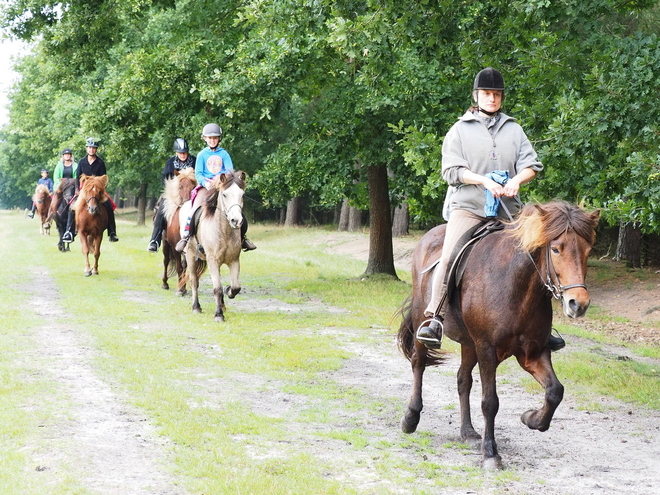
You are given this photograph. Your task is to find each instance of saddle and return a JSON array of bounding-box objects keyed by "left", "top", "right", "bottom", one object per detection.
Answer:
[{"left": 423, "top": 219, "right": 504, "bottom": 309}]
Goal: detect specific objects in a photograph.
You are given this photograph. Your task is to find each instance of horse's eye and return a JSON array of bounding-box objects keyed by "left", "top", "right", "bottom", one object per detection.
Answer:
[{"left": 551, "top": 246, "right": 561, "bottom": 254}]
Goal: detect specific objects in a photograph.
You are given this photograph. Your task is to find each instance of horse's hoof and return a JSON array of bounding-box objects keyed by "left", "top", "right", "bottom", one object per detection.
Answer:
[
  {"left": 175, "top": 290, "right": 187, "bottom": 297},
  {"left": 461, "top": 432, "right": 482, "bottom": 448},
  {"left": 214, "top": 315, "right": 225, "bottom": 322},
  {"left": 482, "top": 456, "right": 502, "bottom": 471},
  {"left": 401, "top": 413, "right": 419, "bottom": 434},
  {"left": 84, "top": 271, "right": 92, "bottom": 277},
  {"left": 162, "top": 283, "right": 169, "bottom": 290}
]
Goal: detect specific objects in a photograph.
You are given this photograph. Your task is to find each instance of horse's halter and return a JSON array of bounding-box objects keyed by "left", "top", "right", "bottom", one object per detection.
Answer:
[
  {"left": 217, "top": 183, "right": 243, "bottom": 222},
  {"left": 499, "top": 201, "right": 587, "bottom": 301}
]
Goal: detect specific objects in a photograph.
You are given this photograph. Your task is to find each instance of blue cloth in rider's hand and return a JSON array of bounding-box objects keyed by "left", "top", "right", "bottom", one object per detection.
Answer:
[{"left": 484, "top": 170, "right": 510, "bottom": 217}]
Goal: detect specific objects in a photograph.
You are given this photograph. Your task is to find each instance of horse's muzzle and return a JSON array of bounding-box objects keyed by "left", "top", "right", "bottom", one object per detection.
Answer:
[{"left": 562, "top": 288, "right": 590, "bottom": 318}]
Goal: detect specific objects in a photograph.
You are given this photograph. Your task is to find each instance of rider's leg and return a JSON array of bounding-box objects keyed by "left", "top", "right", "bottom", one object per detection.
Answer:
[
  {"left": 148, "top": 200, "right": 166, "bottom": 252},
  {"left": 104, "top": 200, "right": 119, "bottom": 242},
  {"left": 417, "top": 210, "right": 484, "bottom": 348},
  {"left": 28, "top": 203, "right": 36, "bottom": 218},
  {"left": 240, "top": 215, "right": 256, "bottom": 251},
  {"left": 176, "top": 188, "right": 208, "bottom": 252},
  {"left": 62, "top": 208, "right": 76, "bottom": 242}
]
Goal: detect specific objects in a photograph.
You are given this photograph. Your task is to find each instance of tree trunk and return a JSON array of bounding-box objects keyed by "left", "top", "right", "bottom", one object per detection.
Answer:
[
  {"left": 113, "top": 186, "right": 123, "bottom": 208},
  {"left": 285, "top": 196, "right": 301, "bottom": 226},
  {"left": 347, "top": 206, "right": 361, "bottom": 232},
  {"left": 338, "top": 198, "right": 349, "bottom": 231},
  {"left": 392, "top": 202, "right": 409, "bottom": 237},
  {"left": 615, "top": 221, "right": 641, "bottom": 268},
  {"left": 363, "top": 165, "right": 397, "bottom": 278},
  {"left": 136, "top": 182, "right": 147, "bottom": 226}
]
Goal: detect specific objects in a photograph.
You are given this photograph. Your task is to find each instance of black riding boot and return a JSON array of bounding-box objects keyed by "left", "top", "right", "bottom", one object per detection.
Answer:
[
  {"left": 104, "top": 200, "right": 119, "bottom": 242},
  {"left": 148, "top": 202, "right": 166, "bottom": 252},
  {"left": 240, "top": 215, "right": 256, "bottom": 251},
  {"left": 62, "top": 209, "right": 75, "bottom": 242}
]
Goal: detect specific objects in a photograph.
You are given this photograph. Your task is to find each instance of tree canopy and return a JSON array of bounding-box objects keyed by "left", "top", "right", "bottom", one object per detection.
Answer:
[{"left": 3, "top": 0, "right": 660, "bottom": 270}]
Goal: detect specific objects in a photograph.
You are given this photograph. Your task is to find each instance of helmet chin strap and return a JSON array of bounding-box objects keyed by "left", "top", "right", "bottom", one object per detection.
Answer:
[{"left": 478, "top": 107, "right": 500, "bottom": 116}]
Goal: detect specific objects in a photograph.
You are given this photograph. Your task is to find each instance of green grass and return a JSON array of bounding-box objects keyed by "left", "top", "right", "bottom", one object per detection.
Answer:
[{"left": 2, "top": 210, "right": 660, "bottom": 494}]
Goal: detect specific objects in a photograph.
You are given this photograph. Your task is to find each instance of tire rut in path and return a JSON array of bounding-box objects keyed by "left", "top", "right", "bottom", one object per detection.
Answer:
[{"left": 26, "top": 267, "right": 186, "bottom": 495}]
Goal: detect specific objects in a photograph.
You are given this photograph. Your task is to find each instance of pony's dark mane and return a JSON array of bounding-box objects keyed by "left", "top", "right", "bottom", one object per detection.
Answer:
[
  {"left": 204, "top": 171, "right": 246, "bottom": 214},
  {"left": 509, "top": 200, "right": 598, "bottom": 252}
]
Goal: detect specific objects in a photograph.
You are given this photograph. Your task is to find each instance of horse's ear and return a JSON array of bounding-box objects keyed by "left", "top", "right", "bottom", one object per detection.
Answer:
[
  {"left": 219, "top": 173, "right": 229, "bottom": 184},
  {"left": 533, "top": 204, "right": 546, "bottom": 217},
  {"left": 80, "top": 174, "right": 89, "bottom": 185},
  {"left": 174, "top": 169, "right": 180, "bottom": 176},
  {"left": 237, "top": 171, "right": 246, "bottom": 182},
  {"left": 100, "top": 175, "right": 109, "bottom": 189},
  {"left": 590, "top": 209, "right": 601, "bottom": 225}
]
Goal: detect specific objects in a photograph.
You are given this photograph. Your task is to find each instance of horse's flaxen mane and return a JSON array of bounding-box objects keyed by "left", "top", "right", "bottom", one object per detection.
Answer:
[
  {"left": 509, "top": 201, "right": 599, "bottom": 252},
  {"left": 204, "top": 171, "right": 247, "bottom": 213},
  {"left": 34, "top": 184, "right": 50, "bottom": 198},
  {"left": 74, "top": 175, "right": 109, "bottom": 215},
  {"left": 163, "top": 168, "right": 197, "bottom": 221}
]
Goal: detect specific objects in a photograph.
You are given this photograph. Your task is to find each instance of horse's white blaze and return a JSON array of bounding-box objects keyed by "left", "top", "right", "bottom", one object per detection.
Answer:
[{"left": 222, "top": 183, "right": 244, "bottom": 230}]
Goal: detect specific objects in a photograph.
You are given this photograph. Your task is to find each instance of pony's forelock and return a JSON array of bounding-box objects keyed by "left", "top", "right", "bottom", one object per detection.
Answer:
[{"left": 509, "top": 201, "right": 598, "bottom": 252}]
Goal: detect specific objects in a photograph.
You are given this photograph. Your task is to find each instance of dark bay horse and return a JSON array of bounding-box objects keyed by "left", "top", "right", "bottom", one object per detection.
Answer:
[
  {"left": 397, "top": 201, "right": 600, "bottom": 469},
  {"left": 180, "top": 171, "right": 246, "bottom": 322},
  {"left": 161, "top": 168, "right": 196, "bottom": 295},
  {"left": 33, "top": 184, "right": 51, "bottom": 235},
  {"left": 48, "top": 178, "right": 76, "bottom": 252},
  {"left": 74, "top": 174, "right": 109, "bottom": 276}
]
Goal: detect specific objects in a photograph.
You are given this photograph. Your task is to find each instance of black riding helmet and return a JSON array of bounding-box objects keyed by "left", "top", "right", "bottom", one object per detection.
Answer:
[
  {"left": 473, "top": 67, "right": 505, "bottom": 91},
  {"left": 173, "top": 138, "right": 189, "bottom": 153}
]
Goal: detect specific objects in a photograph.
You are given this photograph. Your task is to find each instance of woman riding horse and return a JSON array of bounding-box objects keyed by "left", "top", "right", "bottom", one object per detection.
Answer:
[{"left": 417, "top": 67, "right": 563, "bottom": 352}]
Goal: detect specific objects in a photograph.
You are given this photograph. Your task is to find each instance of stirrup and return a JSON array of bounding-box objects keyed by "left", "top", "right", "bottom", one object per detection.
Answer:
[
  {"left": 175, "top": 235, "right": 189, "bottom": 252},
  {"left": 416, "top": 316, "right": 444, "bottom": 349}
]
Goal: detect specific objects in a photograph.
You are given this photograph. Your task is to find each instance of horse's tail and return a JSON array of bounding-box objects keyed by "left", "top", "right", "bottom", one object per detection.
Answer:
[{"left": 395, "top": 295, "right": 445, "bottom": 367}]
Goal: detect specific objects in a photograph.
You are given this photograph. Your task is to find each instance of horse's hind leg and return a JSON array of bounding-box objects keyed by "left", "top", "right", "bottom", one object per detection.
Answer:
[
  {"left": 93, "top": 237, "right": 101, "bottom": 275},
  {"left": 517, "top": 351, "right": 564, "bottom": 432},
  {"left": 457, "top": 344, "right": 481, "bottom": 446},
  {"left": 401, "top": 342, "right": 427, "bottom": 434}
]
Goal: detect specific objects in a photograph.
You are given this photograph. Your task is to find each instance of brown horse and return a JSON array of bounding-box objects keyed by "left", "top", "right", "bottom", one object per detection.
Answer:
[
  {"left": 47, "top": 178, "right": 76, "bottom": 252},
  {"left": 397, "top": 201, "right": 600, "bottom": 469},
  {"left": 161, "top": 168, "right": 196, "bottom": 295},
  {"left": 180, "top": 171, "right": 246, "bottom": 322},
  {"left": 33, "top": 184, "right": 52, "bottom": 235},
  {"left": 74, "top": 174, "right": 109, "bottom": 276}
]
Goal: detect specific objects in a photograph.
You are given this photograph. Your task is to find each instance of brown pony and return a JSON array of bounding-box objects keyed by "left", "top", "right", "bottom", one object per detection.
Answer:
[
  {"left": 74, "top": 174, "right": 109, "bottom": 276},
  {"left": 397, "top": 201, "right": 599, "bottom": 469},
  {"left": 47, "top": 178, "right": 76, "bottom": 252},
  {"left": 33, "top": 184, "right": 52, "bottom": 235},
  {"left": 160, "top": 168, "right": 197, "bottom": 295},
  {"left": 180, "top": 170, "right": 246, "bottom": 322}
]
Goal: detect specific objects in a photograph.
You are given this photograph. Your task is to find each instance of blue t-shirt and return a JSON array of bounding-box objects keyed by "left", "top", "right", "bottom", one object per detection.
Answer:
[
  {"left": 195, "top": 147, "right": 234, "bottom": 188},
  {"left": 38, "top": 177, "right": 54, "bottom": 193}
]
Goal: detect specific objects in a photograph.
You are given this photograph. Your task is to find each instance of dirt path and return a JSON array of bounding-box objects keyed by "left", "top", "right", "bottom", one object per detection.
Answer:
[
  {"left": 24, "top": 267, "right": 186, "bottom": 494},
  {"left": 16, "top": 232, "right": 660, "bottom": 494}
]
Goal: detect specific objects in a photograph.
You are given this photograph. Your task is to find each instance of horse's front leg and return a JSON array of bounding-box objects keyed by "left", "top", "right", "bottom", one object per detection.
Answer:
[
  {"left": 401, "top": 341, "right": 428, "bottom": 433},
  {"left": 161, "top": 243, "right": 171, "bottom": 290},
  {"left": 207, "top": 258, "right": 226, "bottom": 322},
  {"left": 517, "top": 350, "right": 564, "bottom": 432},
  {"left": 457, "top": 344, "right": 481, "bottom": 446},
  {"left": 174, "top": 252, "right": 187, "bottom": 296},
  {"left": 92, "top": 236, "right": 101, "bottom": 275},
  {"left": 224, "top": 259, "right": 241, "bottom": 299},
  {"left": 477, "top": 343, "right": 502, "bottom": 470},
  {"left": 80, "top": 235, "right": 92, "bottom": 277}
]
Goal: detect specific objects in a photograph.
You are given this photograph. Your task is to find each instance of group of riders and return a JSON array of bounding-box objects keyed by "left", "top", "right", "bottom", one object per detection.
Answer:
[
  {"left": 27, "top": 67, "right": 567, "bottom": 352},
  {"left": 28, "top": 122, "right": 257, "bottom": 254}
]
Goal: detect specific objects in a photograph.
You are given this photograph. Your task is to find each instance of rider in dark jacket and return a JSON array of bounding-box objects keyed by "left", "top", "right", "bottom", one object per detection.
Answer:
[
  {"left": 147, "top": 138, "right": 196, "bottom": 252},
  {"left": 62, "top": 138, "right": 119, "bottom": 243}
]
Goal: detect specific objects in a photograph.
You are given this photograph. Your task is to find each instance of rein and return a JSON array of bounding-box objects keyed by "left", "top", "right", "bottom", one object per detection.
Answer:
[
  {"left": 499, "top": 201, "right": 587, "bottom": 301},
  {"left": 217, "top": 185, "right": 242, "bottom": 221}
]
